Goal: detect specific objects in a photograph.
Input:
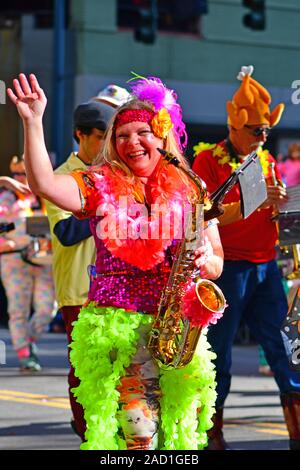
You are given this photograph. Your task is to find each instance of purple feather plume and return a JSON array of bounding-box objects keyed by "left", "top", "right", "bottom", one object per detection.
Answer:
[{"left": 130, "top": 76, "right": 187, "bottom": 150}]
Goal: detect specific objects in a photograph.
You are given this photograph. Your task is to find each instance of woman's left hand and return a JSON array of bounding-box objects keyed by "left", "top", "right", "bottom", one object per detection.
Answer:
[
  {"left": 194, "top": 235, "right": 214, "bottom": 276},
  {"left": 193, "top": 226, "right": 224, "bottom": 280}
]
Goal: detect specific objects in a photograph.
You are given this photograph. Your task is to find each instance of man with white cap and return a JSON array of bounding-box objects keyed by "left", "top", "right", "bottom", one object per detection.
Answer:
[{"left": 91, "top": 83, "right": 131, "bottom": 108}]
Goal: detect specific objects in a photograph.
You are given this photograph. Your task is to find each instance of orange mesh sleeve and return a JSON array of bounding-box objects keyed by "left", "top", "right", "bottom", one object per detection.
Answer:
[{"left": 69, "top": 170, "right": 98, "bottom": 219}]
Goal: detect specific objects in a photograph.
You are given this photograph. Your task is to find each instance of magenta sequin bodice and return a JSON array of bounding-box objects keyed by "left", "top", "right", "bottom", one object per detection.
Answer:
[{"left": 88, "top": 217, "right": 174, "bottom": 313}]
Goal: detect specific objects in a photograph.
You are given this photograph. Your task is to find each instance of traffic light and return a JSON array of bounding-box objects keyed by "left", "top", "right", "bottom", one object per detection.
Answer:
[
  {"left": 243, "top": 0, "right": 266, "bottom": 31},
  {"left": 134, "top": 0, "right": 157, "bottom": 45}
]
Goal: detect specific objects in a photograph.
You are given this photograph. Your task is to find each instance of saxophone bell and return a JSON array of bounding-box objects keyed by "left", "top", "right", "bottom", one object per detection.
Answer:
[{"left": 195, "top": 278, "right": 226, "bottom": 314}]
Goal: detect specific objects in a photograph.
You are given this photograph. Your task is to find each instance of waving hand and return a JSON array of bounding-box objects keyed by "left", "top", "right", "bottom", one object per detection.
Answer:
[{"left": 7, "top": 73, "right": 47, "bottom": 122}]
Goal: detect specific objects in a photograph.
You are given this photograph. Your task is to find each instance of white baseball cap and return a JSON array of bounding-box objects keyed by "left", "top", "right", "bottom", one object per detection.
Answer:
[{"left": 92, "top": 84, "right": 131, "bottom": 108}]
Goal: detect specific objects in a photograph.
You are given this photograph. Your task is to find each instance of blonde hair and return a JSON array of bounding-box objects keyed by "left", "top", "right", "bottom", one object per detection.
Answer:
[{"left": 93, "top": 99, "right": 197, "bottom": 200}]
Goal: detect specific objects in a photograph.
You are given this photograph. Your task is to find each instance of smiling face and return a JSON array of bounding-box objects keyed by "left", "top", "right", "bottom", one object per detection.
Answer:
[
  {"left": 229, "top": 124, "right": 270, "bottom": 156},
  {"left": 115, "top": 121, "right": 163, "bottom": 178}
]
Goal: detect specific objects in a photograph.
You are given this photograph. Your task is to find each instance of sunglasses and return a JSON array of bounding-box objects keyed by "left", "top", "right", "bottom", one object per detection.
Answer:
[{"left": 245, "top": 126, "right": 272, "bottom": 137}]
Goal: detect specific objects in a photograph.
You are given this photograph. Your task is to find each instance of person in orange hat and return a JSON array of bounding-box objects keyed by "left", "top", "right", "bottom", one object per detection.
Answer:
[
  {"left": 193, "top": 65, "right": 300, "bottom": 451},
  {"left": 0, "top": 155, "right": 56, "bottom": 372}
]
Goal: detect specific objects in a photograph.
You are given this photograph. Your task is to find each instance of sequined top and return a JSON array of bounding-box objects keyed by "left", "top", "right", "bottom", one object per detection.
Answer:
[{"left": 88, "top": 217, "right": 176, "bottom": 313}]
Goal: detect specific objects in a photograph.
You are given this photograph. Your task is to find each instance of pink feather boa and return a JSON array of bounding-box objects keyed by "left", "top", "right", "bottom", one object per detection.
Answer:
[{"left": 93, "top": 165, "right": 190, "bottom": 271}]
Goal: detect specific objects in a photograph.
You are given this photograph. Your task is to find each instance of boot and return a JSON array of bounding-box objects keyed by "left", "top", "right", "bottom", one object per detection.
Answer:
[
  {"left": 280, "top": 392, "right": 300, "bottom": 450},
  {"left": 206, "top": 408, "right": 230, "bottom": 450}
]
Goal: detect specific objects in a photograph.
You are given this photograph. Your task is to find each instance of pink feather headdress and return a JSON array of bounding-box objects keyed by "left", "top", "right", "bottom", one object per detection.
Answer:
[{"left": 128, "top": 72, "right": 188, "bottom": 150}]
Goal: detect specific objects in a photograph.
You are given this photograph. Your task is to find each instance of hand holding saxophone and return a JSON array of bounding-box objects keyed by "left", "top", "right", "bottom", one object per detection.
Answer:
[
  {"left": 194, "top": 229, "right": 224, "bottom": 280},
  {"left": 194, "top": 235, "right": 221, "bottom": 281},
  {"left": 195, "top": 236, "right": 213, "bottom": 266}
]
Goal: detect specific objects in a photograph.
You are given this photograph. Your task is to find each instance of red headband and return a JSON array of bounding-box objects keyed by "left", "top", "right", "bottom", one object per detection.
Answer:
[{"left": 114, "top": 109, "right": 155, "bottom": 130}]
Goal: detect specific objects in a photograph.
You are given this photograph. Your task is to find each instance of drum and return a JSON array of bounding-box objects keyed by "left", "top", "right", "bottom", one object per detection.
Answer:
[{"left": 21, "top": 237, "right": 52, "bottom": 266}]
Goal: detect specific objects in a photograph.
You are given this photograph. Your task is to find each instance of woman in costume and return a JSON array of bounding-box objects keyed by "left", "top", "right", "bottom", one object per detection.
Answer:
[
  {"left": 8, "top": 73, "right": 224, "bottom": 449},
  {"left": 0, "top": 155, "right": 55, "bottom": 371}
]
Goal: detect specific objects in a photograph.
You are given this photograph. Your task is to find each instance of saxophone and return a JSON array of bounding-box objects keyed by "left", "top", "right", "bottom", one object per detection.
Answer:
[{"left": 148, "top": 149, "right": 226, "bottom": 369}]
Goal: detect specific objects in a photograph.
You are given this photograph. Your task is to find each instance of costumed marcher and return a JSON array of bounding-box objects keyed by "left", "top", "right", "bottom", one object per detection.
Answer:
[
  {"left": 0, "top": 174, "right": 31, "bottom": 252},
  {"left": 0, "top": 155, "right": 56, "bottom": 371},
  {"left": 277, "top": 142, "right": 300, "bottom": 364},
  {"left": 45, "top": 88, "right": 128, "bottom": 441},
  {"left": 0, "top": 175, "right": 31, "bottom": 325},
  {"left": 8, "top": 72, "right": 224, "bottom": 450},
  {"left": 193, "top": 65, "right": 300, "bottom": 451}
]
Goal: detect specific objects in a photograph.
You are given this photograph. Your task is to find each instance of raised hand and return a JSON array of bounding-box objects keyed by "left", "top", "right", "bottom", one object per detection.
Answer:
[{"left": 7, "top": 73, "right": 47, "bottom": 122}]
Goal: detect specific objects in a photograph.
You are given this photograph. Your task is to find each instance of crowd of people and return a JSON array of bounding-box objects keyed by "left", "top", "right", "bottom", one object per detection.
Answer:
[{"left": 0, "top": 64, "right": 299, "bottom": 451}]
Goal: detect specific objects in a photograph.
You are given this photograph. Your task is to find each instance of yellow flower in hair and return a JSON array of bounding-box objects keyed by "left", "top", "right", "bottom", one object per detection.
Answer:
[{"left": 151, "top": 108, "right": 173, "bottom": 139}]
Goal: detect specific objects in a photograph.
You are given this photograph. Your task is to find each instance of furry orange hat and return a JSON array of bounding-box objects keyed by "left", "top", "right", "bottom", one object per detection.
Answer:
[
  {"left": 227, "top": 65, "right": 285, "bottom": 129},
  {"left": 9, "top": 155, "right": 25, "bottom": 174}
]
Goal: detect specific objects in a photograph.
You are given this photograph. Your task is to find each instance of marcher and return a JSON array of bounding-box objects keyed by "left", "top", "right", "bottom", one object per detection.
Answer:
[
  {"left": 0, "top": 173, "right": 31, "bottom": 252},
  {"left": 0, "top": 155, "right": 55, "bottom": 371},
  {"left": 45, "top": 93, "right": 126, "bottom": 440},
  {"left": 8, "top": 72, "right": 224, "bottom": 450},
  {"left": 0, "top": 174, "right": 31, "bottom": 324},
  {"left": 192, "top": 65, "right": 300, "bottom": 451}
]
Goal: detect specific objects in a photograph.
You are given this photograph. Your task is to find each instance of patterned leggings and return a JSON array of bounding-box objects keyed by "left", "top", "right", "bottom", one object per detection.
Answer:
[
  {"left": 117, "top": 324, "right": 161, "bottom": 450},
  {"left": 1, "top": 253, "right": 55, "bottom": 351}
]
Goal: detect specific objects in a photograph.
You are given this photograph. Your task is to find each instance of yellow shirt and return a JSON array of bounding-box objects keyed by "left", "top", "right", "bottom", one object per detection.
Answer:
[{"left": 45, "top": 153, "right": 96, "bottom": 307}]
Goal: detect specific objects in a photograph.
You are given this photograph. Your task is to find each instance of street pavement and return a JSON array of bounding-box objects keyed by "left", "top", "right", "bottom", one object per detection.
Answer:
[{"left": 0, "top": 326, "right": 290, "bottom": 451}]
